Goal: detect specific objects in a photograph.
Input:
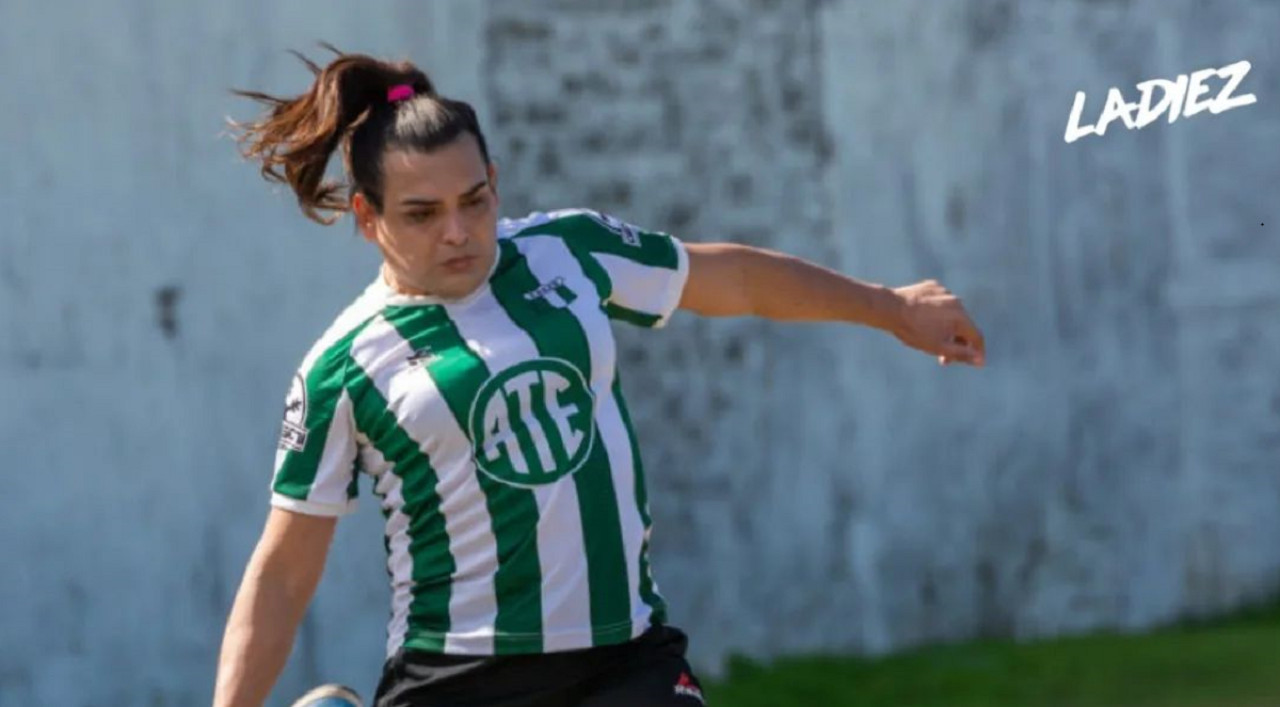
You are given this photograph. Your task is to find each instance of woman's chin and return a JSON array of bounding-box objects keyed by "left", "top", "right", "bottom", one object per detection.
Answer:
[{"left": 429, "top": 272, "right": 486, "bottom": 300}]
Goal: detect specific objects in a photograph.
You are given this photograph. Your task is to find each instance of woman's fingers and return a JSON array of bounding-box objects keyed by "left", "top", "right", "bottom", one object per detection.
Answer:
[
  {"left": 956, "top": 318, "right": 986, "bottom": 358},
  {"left": 939, "top": 337, "right": 983, "bottom": 366}
]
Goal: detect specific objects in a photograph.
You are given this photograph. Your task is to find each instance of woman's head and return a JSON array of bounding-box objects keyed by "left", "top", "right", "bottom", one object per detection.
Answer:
[{"left": 232, "top": 45, "right": 500, "bottom": 299}]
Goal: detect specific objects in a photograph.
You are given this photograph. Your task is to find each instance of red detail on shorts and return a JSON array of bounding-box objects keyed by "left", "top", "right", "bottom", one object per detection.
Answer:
[{"left": 673, "top": 672, "right": 706, "bottom": 704}]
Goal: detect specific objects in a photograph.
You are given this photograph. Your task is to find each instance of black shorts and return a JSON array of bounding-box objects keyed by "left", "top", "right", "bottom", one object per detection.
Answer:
[{"left": 372, "top": 624, "right": 707, "bottom": 707}]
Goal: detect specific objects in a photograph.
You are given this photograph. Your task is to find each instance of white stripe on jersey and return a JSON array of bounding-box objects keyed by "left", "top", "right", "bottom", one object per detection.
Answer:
[
  {"left": 445, "top": 290, "right": 595, "bottom": 652},
  {"left": 369, "top": 447, "right": 414, "bottom": 657},
  {"left": 357, "top": 438, "right": 398, "bottom": 652},
  {"left": 305, "top": 388, "right": 360, "bottom": 507}
]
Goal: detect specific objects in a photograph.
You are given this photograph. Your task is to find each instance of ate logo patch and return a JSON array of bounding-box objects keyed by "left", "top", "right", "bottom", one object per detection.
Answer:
[
  {"left": 278, "top": 373, "right": 308, "bottom": 452},
  {"left": 467, "top": 358, "right": 596, "bottom": 488}
]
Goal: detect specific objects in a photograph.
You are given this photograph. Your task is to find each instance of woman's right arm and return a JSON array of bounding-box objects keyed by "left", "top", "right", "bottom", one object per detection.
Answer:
[{"left": 213, "top": 508, "right": 339, "bottom": 707}]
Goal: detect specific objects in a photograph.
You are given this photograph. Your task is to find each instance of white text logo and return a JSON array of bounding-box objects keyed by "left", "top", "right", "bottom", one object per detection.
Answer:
[{"left": 1065, "top": 60, "right": 1256, "bottom": 144}]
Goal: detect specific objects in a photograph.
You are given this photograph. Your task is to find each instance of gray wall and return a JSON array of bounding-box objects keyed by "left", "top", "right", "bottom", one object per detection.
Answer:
[{"left": 2, "top": 0, "right": 1277, "bottom": 704}]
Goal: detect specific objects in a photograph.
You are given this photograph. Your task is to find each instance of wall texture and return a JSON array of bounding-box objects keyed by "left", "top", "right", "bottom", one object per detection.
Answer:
[{"left": 1, "top": 0, "right": 1277, "bottom": 704}]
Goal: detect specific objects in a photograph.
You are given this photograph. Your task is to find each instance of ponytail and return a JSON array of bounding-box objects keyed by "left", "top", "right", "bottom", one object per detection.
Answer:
[{"left": 230, "top": 44, "right": 488, "bottom": 226}]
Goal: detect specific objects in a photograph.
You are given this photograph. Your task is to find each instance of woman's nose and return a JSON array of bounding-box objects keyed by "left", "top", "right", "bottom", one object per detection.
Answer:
[{"left": 441, "top": 214, "right": 469, "bottom": 247}]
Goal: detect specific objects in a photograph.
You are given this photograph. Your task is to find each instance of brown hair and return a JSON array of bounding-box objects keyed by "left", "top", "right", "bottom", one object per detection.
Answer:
[{"left": 230, "top": 44, "right": 492, "bottom": 225}]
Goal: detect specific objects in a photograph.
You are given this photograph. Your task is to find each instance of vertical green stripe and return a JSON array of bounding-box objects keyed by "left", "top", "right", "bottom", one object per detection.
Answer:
[
  {"left": 513, "top": 213, "right": 679, "bottom": 269},
  {"left": 493, "top": 238, "right": 633, "bottom": 645},
  {"left": 565, "top": 241, "right": 613, "bottom": 302},
  {"left": 274, "top": 324, "right": 370, "bottom": 500},
  {"left": 382, "top": 303, "right": 545, "bottom": 654},
  {"left": 612, "top": 374, "right": 668, "bottom": 623},
  {"left": 560, "top": 237, "right": 621, "bottom": 326},
  {"left": 347, "top": 362, "right": 454, "bottom": 645}
]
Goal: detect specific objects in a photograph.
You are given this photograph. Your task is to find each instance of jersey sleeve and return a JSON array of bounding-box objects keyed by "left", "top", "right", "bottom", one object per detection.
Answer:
[
  {"left": 524, "top": 209, "right": 691, "bottom": 329},
  {"left": 269, "top": 349, "right": 360, "bottom": 517}
]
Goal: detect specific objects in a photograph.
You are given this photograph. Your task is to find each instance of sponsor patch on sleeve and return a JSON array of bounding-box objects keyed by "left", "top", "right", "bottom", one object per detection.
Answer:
[{"left": 278, "top": 373, "right": 309, "bottom": 452}]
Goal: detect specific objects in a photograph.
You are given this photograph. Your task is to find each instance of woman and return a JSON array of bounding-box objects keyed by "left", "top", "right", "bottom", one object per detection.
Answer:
[{"left": 213, "top": 47, "right": 985, "bottom": 707}]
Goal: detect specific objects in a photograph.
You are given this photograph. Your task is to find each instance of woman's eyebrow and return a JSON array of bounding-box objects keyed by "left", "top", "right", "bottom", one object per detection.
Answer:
[{"left": 398, "top": 180, "right": 488, "bottom": 207}]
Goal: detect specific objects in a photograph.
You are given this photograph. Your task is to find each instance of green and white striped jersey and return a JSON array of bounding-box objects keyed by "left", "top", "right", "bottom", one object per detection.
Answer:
[{"left": 270, "top": 209, "right": 688, "bottom": 658}]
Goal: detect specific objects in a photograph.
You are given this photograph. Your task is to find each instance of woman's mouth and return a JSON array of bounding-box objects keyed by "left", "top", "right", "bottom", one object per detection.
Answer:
[{"left": 442, "top": 256, "right": 475, "bottom": 273}]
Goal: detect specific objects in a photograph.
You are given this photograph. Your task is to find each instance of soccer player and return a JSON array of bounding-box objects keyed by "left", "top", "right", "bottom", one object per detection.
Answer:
[{"left": 213, "top": 47, "right": 985, "bottom": 707}]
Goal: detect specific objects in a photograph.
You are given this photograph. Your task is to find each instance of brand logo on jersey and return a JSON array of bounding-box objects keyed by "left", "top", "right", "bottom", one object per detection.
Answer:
[
  {"left": 673, "top": 672, "right": 705, "bottom": 704},
  {"left": 278, "top": 373, "right": 308, "bottom": 452},
  {"left": 467, "top": 358, "right": 595, "bottom": 487},
  {"left": 584, "top": 211, "right": 642, "bottom": 247},
  {"left": 523, "top": 276, "right": 578, "bottom": 310},
  {"left": 406, "top": 346, "right": 436, "bottom": 366}
]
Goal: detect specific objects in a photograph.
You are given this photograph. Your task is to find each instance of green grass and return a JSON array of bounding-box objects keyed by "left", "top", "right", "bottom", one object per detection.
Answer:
[{"left": 704, "top": 603, "right": 1280, "bottom": 707}]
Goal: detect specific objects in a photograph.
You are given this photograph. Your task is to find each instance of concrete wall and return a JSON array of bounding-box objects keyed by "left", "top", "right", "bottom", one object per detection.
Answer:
[{"left": 2, "top": 0, "right": 1277, "bottom": 704}]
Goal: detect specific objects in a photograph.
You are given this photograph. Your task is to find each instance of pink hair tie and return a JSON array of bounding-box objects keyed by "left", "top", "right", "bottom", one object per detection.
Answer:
[{"left": 387, "top": 84, "right": 415, "bottom": 103}]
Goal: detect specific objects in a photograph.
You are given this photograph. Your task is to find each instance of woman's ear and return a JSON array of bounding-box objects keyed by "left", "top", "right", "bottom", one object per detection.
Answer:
[{"left": 352, "top": 192, "right": 378, "bottom": 243}]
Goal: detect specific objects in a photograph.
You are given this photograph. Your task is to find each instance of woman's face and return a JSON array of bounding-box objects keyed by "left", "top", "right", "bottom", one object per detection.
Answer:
[{"left": 355, "top": 134, "right": 500, "bottom": 300}]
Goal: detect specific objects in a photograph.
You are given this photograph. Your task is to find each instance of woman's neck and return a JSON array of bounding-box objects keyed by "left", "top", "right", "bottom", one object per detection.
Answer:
[{"left": 381, "top": 264, "right": 431, "bottom": 297}]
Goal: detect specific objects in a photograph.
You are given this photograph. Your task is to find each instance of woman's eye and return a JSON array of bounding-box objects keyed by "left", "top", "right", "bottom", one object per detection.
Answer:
[
  {"left": 405, "top": 211, "right": 432, "bottom": 223},
  {"left": 464, "top": 197, "right": 486, "bottom": 210}
]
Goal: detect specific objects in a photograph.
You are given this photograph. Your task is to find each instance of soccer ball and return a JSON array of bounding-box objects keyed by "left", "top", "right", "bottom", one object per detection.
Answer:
[{"left": 288, "top": 683, "right": 363, "bottom": 707}]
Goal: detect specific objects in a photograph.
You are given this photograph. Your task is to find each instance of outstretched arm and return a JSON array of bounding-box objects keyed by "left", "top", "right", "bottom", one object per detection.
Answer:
[{"left": 678, "top": 242, "right": 986, "bottom": 366}]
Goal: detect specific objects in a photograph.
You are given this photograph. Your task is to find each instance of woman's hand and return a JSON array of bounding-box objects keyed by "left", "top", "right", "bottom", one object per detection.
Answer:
[{"left": 890, "top": 280, "right": 986, "bottom": 367}]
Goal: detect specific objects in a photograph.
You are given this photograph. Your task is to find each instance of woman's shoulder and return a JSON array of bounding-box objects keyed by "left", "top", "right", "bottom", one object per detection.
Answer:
[{"left": 294, "top": 280, "right": 388, "bottom": 372}]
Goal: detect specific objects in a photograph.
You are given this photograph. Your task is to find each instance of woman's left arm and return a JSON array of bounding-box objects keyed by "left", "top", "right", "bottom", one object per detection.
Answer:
[{"left": 678, "top": 242, "right": 986, "bottom": 367}]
